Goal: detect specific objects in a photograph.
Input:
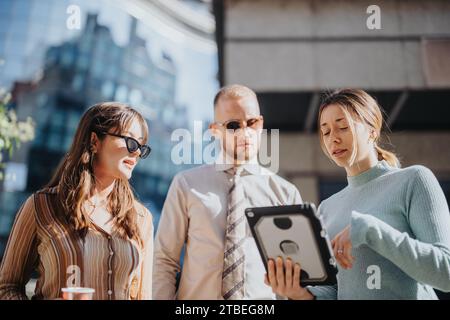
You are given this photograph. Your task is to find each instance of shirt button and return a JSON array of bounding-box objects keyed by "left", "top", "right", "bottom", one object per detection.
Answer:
[
  {"left": 108, "top": 270, "right": 112, "bottom": 274},
  {"left": 110, "top": 251, "right": 114, "bottom": 256},
  {"left": 107, "top": 290, "right": 113, "bottom": 295}
]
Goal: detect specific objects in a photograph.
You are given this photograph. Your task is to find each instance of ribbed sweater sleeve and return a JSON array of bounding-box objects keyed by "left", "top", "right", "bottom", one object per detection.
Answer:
[{"left": 351, "top": 166, "right": 450, "bottom": 292}]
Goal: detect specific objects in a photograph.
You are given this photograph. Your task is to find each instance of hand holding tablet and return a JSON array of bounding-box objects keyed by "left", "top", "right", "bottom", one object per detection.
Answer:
[
  {"left": 264, "top": 256, "right": 316, "bottom": 300},
  {"left": 245, "top": 203, "right": 337, "bottom": 288}
]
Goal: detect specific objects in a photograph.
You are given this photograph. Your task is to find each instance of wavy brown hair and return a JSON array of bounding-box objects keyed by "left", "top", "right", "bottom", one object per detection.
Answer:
[
  {"left": 47, "top": 102, "right": 149, "bottom": 246},
  {"left": 318, "top": 89, "right": 400, "bottom": 168}
]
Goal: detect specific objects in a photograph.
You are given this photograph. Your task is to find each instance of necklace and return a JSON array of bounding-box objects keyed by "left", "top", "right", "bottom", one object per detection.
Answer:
[{"left": 86, "top": 197, "right": 108, "bottom": 210}]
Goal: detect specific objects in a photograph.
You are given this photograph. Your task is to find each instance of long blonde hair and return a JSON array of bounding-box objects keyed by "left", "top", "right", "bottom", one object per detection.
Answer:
[
  {"left": 47, "top": 102, "right": 149, "bottom": 246},
  {"left": 318, "top": 89, "right": 400, "bottom": 168}
]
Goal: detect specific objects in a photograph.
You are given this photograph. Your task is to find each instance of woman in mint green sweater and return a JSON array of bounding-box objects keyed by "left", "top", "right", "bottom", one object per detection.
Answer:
[{"left": 265, "top": 89, "right": 450, "bottom": 299}]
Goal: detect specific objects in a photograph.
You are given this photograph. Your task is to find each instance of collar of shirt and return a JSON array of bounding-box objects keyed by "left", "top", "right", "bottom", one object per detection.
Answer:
[{"left": 213, "top": 151, "right": 261, "bottom": 176}]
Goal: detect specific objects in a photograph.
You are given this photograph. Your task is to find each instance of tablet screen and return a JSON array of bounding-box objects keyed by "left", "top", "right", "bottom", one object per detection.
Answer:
[
  {"left": 253, "top": 214, "right": 327, "bottom": 282},
  {"left": 246, "top": 204, "right": 337, "bottom": 285}
]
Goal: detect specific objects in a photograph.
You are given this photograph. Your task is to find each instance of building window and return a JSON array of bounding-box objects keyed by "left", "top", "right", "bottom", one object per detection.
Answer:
[
  {"left": 92, "top": 59, "right": 105, "bottom": 78},
  {"left": 61, "top": 48, "right": 74, "bottom": 67},
  {"left": 101, "top": 81, "right": 115, "bottom": 99},
  {"left": 76, "top": 54, "right": 89, "bottom": 71},
  {"left": 48, "top": 130, "right": 61, "bottom": 151},
  {"left": 72, "top": 73, "right": 84, "bottom": 91},
  {"left": 115, "top": 84, "right": 128, "bottom": 102},
  {"left": 129, "top": 88, "right": 142, "bottom": 105}
]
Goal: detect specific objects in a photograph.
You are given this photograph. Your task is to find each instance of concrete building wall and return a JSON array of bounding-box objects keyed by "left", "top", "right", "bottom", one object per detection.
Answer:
[
  {"left": 223, "top": 0, "right": 450, "bottom": 90},
  {"left": 217, "top": 0, "right": 450, "bottom": 206}
]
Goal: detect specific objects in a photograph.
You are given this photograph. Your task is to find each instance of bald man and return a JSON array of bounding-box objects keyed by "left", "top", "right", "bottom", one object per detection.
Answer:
[{"left": 153, "top": 84, "right": 303, "bottom": 300}]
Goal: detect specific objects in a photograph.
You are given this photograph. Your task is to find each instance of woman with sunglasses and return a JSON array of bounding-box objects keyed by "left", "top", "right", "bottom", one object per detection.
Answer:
[{"left": 0, "top": 102, "right": 153, "bottom": 300}]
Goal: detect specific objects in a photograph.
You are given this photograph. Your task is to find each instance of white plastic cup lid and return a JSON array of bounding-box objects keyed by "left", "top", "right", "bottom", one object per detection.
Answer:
[{"left": 61, "top": 287, "right": 95, "bottom": 294}]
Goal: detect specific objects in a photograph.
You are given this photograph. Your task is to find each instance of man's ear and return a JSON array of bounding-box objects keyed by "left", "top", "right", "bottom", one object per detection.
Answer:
[{"left": 90, "top": 132, "right": 99, "bottom": 153}]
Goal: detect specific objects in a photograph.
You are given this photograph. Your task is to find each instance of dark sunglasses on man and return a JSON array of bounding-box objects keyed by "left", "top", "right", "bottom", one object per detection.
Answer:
[
  {"left": 100, "top": 131, "right": 151, "bottom": 159},
  {"left": 216, "top": 115, "right": 263, "bottom": 131}
]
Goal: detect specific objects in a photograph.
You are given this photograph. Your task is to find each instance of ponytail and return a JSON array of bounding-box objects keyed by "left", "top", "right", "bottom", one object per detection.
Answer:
[{"left": 375, "top": 145, "right": 400, "bottom": 168}]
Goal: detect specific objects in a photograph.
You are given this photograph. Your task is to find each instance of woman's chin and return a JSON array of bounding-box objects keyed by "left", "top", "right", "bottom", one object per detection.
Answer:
[
  {"left": 333, "top": 158, "right": 349, "bottom": 168},
  {"left": 117, "top": 169, "right": 133, "bottom": 180}
]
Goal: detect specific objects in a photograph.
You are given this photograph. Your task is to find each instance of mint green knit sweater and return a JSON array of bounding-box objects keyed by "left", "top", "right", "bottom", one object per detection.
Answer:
[{"left": 308, "top": 160, "right": 450, "bottom": 299}]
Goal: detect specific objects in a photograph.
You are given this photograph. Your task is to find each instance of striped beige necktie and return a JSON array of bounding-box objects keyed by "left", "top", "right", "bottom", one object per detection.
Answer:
[{"left": 222, "top": 166, "right": 246, "bottom": 300}]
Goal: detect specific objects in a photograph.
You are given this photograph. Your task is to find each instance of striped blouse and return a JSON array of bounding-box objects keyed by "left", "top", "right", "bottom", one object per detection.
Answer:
[{"left": 0, "top": 187, "right": 153, "bottom": 300}]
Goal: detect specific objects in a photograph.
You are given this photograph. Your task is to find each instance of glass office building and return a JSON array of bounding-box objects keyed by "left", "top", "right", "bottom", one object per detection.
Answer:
[{"left": 0, "top": 0, "right": 218, "bottom": 257}]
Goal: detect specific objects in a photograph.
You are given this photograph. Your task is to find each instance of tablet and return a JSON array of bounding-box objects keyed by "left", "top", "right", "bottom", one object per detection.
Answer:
[{"left": 245, "top": 203, "right": 337, "bottom": 286}]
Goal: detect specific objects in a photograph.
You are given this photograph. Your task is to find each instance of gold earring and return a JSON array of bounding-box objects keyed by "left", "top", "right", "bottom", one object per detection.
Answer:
[
  {"left": 81, "top": 151, "right": 90, "bottom": 165},
  {"left": 89, "top": 151, "right": 95, "bottom": 170}
]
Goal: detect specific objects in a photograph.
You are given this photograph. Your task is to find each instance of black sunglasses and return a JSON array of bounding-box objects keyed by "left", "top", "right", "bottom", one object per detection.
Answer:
[
  {"left": 100, "top": 132, "right": 151, "bottom": 159},
  {"left": 216, "top": 116, "right": 263, "bottom": 131}
]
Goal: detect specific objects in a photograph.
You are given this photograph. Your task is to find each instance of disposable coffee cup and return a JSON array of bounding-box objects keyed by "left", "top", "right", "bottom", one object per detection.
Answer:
[{"left": 61, "top": 287, "right": 95, "bottom": 300}]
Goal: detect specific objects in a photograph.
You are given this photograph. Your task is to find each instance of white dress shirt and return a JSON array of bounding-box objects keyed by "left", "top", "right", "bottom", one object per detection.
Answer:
[{"left": 153, "top": 159, "right": 302, "bottom": 300}]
